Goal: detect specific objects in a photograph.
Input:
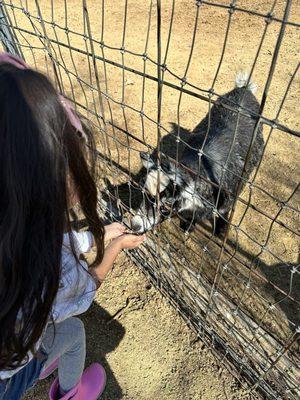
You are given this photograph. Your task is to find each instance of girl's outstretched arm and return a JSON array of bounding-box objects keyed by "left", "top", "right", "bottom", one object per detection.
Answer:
[{"left": 90, "top": 234, "right": 145, "bottom": 287}]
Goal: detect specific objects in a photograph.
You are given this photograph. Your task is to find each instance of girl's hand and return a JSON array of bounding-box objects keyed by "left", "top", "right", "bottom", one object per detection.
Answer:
[
  {"left": 91, "top": 233, "right": 146, "bottom": 284},
  {"left": 104, "top": 222, "right": 126, "bottom": 241},
  {"left": 114, "top": 233, "right": 146, "bottom": 250}
]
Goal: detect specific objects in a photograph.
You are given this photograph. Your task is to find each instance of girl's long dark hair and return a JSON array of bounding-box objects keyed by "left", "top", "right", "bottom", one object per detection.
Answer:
[{"left": 0, "top": 63, "right": 104, "bottom": 370}]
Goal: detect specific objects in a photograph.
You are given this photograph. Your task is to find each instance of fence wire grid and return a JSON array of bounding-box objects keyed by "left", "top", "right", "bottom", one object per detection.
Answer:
[{"left": 0, "top": 0, "right": 299, "bottom": 399}]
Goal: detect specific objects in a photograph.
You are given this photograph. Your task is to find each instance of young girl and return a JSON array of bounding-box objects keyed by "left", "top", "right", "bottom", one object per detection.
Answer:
[{"left": 0, "top": 52, "right": 145, "bottom": 400}]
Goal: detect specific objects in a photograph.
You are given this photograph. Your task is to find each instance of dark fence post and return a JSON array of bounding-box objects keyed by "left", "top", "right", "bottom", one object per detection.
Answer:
[{"left": 0, "top": 1, "right": 23, "bottom": 57}]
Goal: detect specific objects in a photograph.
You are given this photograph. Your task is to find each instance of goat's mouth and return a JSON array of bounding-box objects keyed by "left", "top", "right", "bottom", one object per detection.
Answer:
[
  {"left": 130, "top": 203, "right": 175, "bottom": 234},
  {"left": 130, "top": 215, "right": 155, "bottom": 234}
]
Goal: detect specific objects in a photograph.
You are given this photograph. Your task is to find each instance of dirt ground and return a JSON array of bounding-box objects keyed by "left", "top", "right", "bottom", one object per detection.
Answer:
[
  {"left": 9, "top": 3, "right": 299, "bottom": 259},
  {"left": 4, "top": 0, "right": 300, "bottom": 398},
  {"left": 25, "top": 254, "right": 256, "bottom": 400}
]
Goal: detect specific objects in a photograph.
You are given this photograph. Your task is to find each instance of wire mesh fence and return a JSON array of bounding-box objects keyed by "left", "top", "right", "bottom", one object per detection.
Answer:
[{"left": 0, "top": 0, "right": 299, "bottom": 398}]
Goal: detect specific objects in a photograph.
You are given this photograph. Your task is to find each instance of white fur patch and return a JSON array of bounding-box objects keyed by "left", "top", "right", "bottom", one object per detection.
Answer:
[
  {"left": 168, "top": 163, "right": 183, "bottom": 185},
  {"left": 144, "top": 170, "right": 170, "bottom": 196},
  {"left": 179, "top": 182, "right": 204, "bottom": 212},
  {"left": 235, "top": 71, "right": 257, "bottom": 94},
  {"left": 141, "top": 156, "right": 154, "bottom": 169}
]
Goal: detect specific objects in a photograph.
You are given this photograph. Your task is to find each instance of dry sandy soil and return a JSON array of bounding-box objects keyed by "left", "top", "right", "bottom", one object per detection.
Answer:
[
  {"left": 25, "top": 254, "right": 256, "bottom": 400},
  {"left": 3, "top": 0, "right": 299, "bottom": 398}
]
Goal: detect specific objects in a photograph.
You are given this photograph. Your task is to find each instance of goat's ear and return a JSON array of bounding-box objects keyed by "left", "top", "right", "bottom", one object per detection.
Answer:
[{"left": 140, "top": 152, "right": 154, "bottom": 169}]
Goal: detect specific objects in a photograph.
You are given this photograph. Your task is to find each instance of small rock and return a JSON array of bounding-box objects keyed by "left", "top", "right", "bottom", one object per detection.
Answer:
[{"left": 125, "top": 78, "right": 134, "bottom": 86}]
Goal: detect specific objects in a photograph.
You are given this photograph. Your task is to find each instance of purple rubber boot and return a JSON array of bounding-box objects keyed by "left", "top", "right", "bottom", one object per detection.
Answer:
[
  {"left": 40, "top": 358, "right": 59, "bottom": 380},
  {"left": 49, "top": 363, "right": 106, "bottom": 400}
]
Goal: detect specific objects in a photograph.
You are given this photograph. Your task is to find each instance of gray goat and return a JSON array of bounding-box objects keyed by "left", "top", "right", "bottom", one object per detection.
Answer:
[{"left": 131, "top": 73, "right": 264, "bottom": 235}]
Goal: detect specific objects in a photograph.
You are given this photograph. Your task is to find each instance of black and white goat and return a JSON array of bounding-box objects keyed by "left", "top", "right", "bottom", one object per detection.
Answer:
[{"left": 131, "top": 73, "right": 264, "bottom": 235}]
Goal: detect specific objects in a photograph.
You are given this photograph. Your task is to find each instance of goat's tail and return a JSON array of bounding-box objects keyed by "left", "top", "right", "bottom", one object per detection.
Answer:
[{"left": 235, "top": 71, "right": 257, "bottom": 94}]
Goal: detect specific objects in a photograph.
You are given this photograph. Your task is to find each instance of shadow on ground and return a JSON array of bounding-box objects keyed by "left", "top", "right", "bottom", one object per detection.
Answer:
[
  {"left": 80, "top": 303, "right": 126, "bottom": 400},
  {"left": 24, "top": 304, "right": 125, "bottom": 400}
]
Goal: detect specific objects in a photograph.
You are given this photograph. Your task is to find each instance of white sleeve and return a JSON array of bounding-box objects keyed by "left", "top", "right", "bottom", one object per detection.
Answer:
[
  {"left": 63, "top": 231, "right": 94, "bottom": 255},
  {"left": 51, "top": 248, "right": 96, "bottom": 323}
]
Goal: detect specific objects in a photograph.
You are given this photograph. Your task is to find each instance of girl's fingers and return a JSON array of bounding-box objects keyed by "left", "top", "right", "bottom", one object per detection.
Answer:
[
  {"left": 105, "top": 223, "right": 127, "bottom": 241},
  {"left": 134, "top": 234, "right": 146, "bottom": 245},
  {"left": 114, "top": 223, "right": 126, "bottom": 230},
  {"left": 121, "top": 233, "right": 146, "bottom": 248}
]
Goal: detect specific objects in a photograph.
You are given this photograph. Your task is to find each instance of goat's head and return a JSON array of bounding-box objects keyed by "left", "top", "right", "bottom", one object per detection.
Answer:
[{"left": 131, "top": 152, "right": 183, "bottom": 233}]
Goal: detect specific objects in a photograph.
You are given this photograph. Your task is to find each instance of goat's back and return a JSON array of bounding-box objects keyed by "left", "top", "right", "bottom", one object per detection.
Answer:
[{"left": 181, "top": 87, "right": 264, "bottom": 193}]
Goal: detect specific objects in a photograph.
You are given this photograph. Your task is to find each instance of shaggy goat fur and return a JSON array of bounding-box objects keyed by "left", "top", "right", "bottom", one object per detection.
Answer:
[{"left": 131, "top": 73, "right": 264, "bottom": 235}]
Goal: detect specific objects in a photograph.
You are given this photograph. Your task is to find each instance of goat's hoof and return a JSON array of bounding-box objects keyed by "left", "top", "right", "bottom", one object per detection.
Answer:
[
  {"left": 180, "top": 221, "right": 196, "bottom": 233},
  {"left": 215, "top": 226, "right": 228, "bottom": 238}
]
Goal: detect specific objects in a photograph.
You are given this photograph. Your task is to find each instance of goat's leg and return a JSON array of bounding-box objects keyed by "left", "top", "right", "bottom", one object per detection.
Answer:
[
  {"left": 215, "top": 211, "right": 230, "bottom": 237},
  {"left": 179, "top": 210, "right": 197, "bottom": 233},
  {"left": 180, "top": 219, "right": 197, "bottom": 232}
]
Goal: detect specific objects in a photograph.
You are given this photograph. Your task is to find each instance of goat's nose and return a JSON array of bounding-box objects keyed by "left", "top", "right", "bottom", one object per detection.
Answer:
[
  {"left": 131, "top": 216, "right": 143, "bottom": 233},
  {"left": 131, "top": 222, "right": 142, "bottom": 232}
]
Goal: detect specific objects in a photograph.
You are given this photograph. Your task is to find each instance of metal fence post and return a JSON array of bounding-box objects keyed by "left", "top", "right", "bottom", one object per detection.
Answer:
[{"left": 0, "top": 1, "right": 23, "bottom": 57}]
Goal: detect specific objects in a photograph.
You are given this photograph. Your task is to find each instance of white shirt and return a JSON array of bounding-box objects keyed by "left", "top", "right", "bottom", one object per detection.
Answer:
[{"left": 0, "top": 231, "right": 96, "bottom": 380}]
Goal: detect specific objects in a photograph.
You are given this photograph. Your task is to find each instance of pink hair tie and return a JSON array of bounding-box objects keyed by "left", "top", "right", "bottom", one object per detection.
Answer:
[
  {"left": 0, "top": 52, "right": 27, "bottom": 69},
  {"left": 0, "top": 52, "right": 84, "bottom": 136},
  {"left": 59, "top": 96, "right": 84, "bottom": 136}
]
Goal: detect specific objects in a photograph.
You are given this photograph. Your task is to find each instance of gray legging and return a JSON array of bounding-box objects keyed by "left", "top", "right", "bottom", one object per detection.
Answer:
[{"left": 41, "top": 317, "right": 86, "bottom": 393}]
